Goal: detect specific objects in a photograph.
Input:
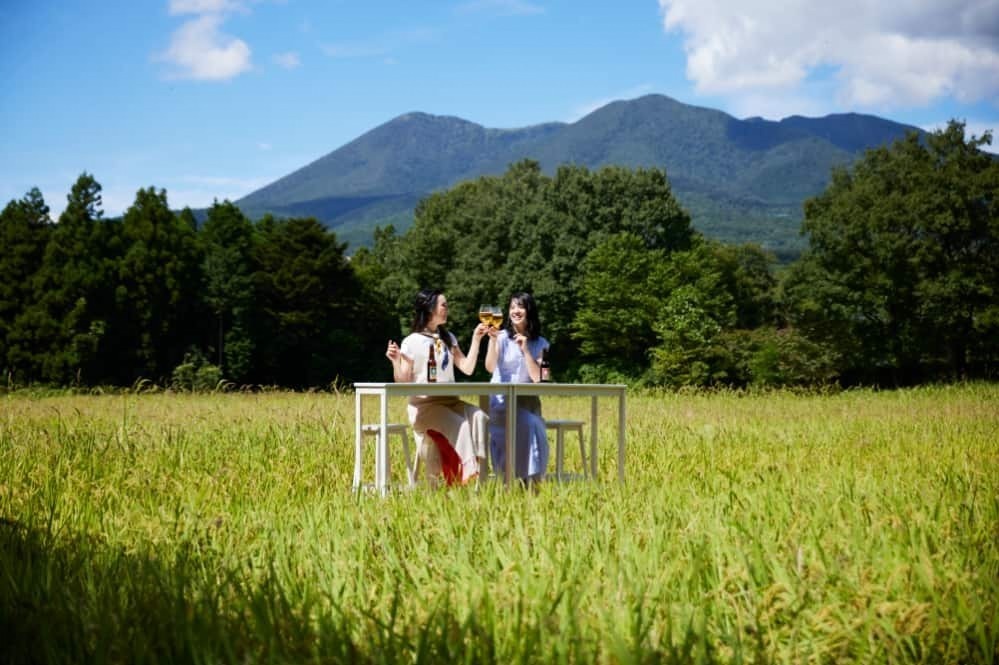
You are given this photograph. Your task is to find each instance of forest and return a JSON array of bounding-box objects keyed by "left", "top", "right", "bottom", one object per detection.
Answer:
[{"left": 1, "top": 121, "right": 996, "bottom": 390}]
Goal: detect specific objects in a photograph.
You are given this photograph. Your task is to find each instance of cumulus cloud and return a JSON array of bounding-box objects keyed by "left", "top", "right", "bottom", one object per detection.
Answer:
[
  {"left": 658, "top": 0, "right": 999, "bottom": 111},
  {"left": 159, "top": 13, "right": 252, "bottom": 80}
]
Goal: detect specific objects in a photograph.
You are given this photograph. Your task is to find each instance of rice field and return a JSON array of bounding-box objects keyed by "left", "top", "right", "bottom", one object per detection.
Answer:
[{"left": 1, "top": 384, "right": 997, "bottom": 664}]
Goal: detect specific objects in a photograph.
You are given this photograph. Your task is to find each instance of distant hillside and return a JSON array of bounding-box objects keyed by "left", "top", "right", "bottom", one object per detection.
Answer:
[{"left": 236, "top": 94, "right": 923, "bottom": 258}]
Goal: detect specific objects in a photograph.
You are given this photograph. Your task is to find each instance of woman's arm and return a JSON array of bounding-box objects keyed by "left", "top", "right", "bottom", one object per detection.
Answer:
[
  {"left": 453, "top": 324, "right": 489, "bottom": 376},
  {"left": 386, "top": 340, "right": 413, "bottom": 382},
  {"left": 484, "top": 329, "right": 500, "bottom": 374},
  {"left": 512, "top": 335, "right": 543, "bottom": 382}
]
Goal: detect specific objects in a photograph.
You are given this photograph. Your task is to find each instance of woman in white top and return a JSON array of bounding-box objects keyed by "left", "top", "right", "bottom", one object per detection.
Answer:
[
  {"left": 385, "top": 288, "right": 489, "bottom": 484},
  {"left": 484, "top": 291, "right": 550, "bottom": 482}
]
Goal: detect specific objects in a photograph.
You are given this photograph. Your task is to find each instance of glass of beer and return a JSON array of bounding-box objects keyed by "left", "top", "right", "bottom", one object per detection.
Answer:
[
  {"left": 479, "top": 305, "right": 493, "bottom": 327},
  {"left": 490, "top": 305, "right": 503, "bottom": 329}
]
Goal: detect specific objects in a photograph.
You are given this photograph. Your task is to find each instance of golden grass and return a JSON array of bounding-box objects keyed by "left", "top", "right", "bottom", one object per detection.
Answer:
[{"left": 1, "top": 384, "right": 997, "bottom": 663}]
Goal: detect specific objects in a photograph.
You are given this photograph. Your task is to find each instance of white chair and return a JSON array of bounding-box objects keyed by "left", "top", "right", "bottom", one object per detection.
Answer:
[
  {"left": 545, "top": 419, "right": 588, "bottom": 481},
  {"left": 353, "top": 423, "right": 416, "bottom": 491}
]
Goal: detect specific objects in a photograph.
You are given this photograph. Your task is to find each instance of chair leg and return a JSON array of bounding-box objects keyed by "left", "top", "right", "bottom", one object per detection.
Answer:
[
  {"left": 556, "top": 428, "right": 565, "bottom": 479},
  {"left": 411, "top": 430, "right": 424, "bottom": 485},
  {"left": 577, "top": 427, "right": 587, "bottom": 477},
  {"left": 353, "top": 442, "right": 363, "bottom": 490},
  {"left": 401, "top": 428, "right": 415, "bottom": 487}
]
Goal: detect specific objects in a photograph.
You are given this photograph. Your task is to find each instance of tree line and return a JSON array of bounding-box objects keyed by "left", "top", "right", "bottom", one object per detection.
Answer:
[
  {"left": 2, "top": 121, "right": 996, "bottom": 389},
  {"left": 0, "top": 178, "right": 391, "bottom": 389}
]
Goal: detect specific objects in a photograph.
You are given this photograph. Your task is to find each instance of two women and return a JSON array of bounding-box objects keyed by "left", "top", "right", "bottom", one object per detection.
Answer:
[{"left": 386, "top": 288, "right": 549, "bottom": 485}]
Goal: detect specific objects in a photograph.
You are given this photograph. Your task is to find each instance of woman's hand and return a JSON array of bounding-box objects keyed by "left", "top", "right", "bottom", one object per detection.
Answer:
[
  {"left": 386, "top": 340, "right": 413, "bottom": 382},
  {"left": 512, "top": 333, "right": 528, "bottom": 353},
  {"left": 386, "top": 340, "right": 401, "bottom": 363},
  {"left": 472, "top": 323, "right": 490, "bottom": 341}
]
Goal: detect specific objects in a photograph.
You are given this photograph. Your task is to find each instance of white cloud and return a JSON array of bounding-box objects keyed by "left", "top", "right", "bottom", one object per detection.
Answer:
[
  {"left": 455, "top": 0, "right": 545, "bottom": 16},
  {"left": 658, "top": 0, "right": 999, "bottom": 112},
  {"left": 158, "top": 14, "right": 252, "bottom": 80},
  {"left": 273, "top": 51, "right": 300, "bottom": 69}
]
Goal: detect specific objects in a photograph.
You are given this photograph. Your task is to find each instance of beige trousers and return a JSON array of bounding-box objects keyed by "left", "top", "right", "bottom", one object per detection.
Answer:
[{"left": 408, "top": 397, "right": 488, "bottom": 483}]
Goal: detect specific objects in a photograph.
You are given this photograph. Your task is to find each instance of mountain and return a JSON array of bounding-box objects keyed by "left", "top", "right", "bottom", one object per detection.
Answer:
[{"left": 236, "top": 94, "right": 923, "bottom": 258}]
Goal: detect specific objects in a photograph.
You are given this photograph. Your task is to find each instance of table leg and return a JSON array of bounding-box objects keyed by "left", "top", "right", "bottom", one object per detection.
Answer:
[
  {"left": 618, "top": 390, "right": 626, "bottom": 483},
  {"left": 377, "top": 392, "right": 389, "bottom": 495},
  {"left": 353, "top": 391, "right": 363, "bottom": 490},
  {"left": 505, "top": 385, "right": 516, "bottom": 485},
  {"left": 477, "top": 395, "right": 491, "bottom": 479},
  {"left": 590, "top": 395, "right": 598, "bottom": 479}
]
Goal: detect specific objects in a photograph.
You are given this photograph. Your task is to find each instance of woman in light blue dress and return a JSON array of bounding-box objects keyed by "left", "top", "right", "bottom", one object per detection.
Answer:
[{"left": 484, "top": 292, "right": 550, "bottom": 482}]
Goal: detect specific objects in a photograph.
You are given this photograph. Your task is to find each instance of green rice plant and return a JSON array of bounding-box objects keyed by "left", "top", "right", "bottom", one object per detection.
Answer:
[{"left": 1, "top": 385, "right": 997, "bottom": 663}]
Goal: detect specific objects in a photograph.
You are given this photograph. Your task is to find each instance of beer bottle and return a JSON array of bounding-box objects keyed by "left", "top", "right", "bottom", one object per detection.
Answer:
[
  {"left": 540, "top": 348, "right": 551, "bottom": 383},
  {"left": 427, "top": 341, "right": 438, "bottom": 383}
]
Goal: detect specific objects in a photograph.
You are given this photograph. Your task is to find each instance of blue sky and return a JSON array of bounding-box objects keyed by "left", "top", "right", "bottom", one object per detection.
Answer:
[{"left": 2, "top": 0, "right": 997, "bottom": 218}]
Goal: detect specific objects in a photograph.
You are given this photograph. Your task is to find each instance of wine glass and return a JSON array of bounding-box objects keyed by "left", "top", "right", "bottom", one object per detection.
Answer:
[
  {"left": 478, "top": 304, "right": 493, "bottom": 328},
  {"left": 490, "top": 305, "right": 504, "bottom": 330}
]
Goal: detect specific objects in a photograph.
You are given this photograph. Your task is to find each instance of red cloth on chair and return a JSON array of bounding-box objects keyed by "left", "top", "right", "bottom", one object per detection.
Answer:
[{"left": 425, "top": 429, "right": 462, "bottom": 486}]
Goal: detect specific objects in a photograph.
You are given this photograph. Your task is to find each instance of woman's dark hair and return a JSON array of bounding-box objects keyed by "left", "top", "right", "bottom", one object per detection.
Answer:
[
  {"left": 411, "top": 288, "right": 453, "bottom": 345},
  {"left": 504, "top": 291, "right": 542, "bottom": 340}
]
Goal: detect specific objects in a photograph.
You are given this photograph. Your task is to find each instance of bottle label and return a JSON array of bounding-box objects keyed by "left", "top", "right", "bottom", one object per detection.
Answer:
[{"left": 541, "top": 367, "right": 550, "bottom": 382}]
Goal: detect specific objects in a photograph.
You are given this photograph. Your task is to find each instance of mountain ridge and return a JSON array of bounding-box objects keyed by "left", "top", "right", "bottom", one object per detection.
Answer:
[{"left": 236, "top": 94, "right": 923, "bottom": 256}]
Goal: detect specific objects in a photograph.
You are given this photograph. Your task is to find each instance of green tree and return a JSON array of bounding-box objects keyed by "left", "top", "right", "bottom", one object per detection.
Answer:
[
  {"left": 401, "top": 161, "right": 549, "bottom": 360},
  {"left": 351, "top": 224, "right": 418, "bottom": 361},
  {"left": 400, "top": 162, "right": 695, "bottom": 372},
  {"left": 531, "top": 165, "right": 694, "bottom": 365},
  {"left": 114, "top": 187, "right": 202, "bottom": 382},
  {"left": 200, "top": 200, "right": 255, "bottom": 381},
  {"left": 572, "top": 233, "right": 664, "bottom": 374},
  {"left": 0, "top": 188, "right": 52, "bottom": 381},
  {"left": 648, "top": 240, "right": 738, "bottom": 386},
  {"left": 249, "top": 217, "right": 366, "bottom": 387},
  {"left": 15, "top": 173, "right": 118, "bottom": 383},
  {"left": 784, "top": 121, "right": 999, "bottom": 382}
]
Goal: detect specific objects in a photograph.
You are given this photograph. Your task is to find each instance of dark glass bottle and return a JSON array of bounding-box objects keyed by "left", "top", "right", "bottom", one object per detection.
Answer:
[
  {"left": 540, "top": 348, "right": 551, "bottom": 383},
  {"left": 427, "top": 342, "right": 438, "bottom": 383}
]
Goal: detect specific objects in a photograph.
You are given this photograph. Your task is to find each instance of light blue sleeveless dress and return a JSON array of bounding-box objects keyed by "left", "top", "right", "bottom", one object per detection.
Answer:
[{"left": 489, "top": 331, "right": 550, "bottom": 478}]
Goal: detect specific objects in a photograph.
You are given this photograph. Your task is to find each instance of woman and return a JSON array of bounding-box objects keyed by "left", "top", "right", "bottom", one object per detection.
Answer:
[
  {"left": 385, "top": 288, "right": 489, "bottom": 485},
  {"left": 484, "top": 291, "right": 550, "bottom": 482}
]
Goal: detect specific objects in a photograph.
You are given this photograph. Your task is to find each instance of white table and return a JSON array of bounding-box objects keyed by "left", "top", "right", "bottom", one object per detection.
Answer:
[{"left": 353, "top": 382, "right": 626, "bottom": 493}]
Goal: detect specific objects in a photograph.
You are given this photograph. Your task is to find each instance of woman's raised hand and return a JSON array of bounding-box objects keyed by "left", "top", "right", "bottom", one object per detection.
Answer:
[
  {"left": 386, "top": 340, "right": 401, "bottom": 363},
  {"left": 473, "top": 323, "right": 490, "bottom": 340}
]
